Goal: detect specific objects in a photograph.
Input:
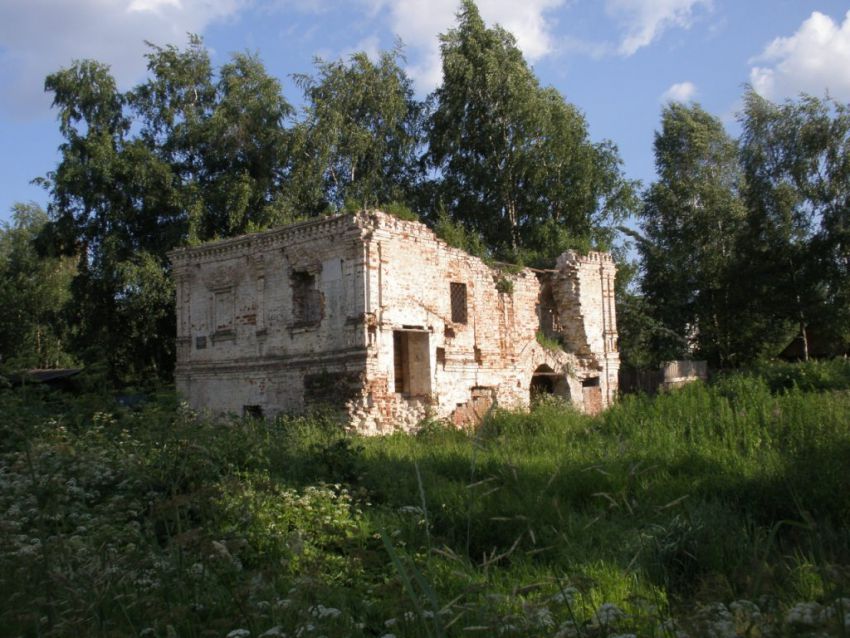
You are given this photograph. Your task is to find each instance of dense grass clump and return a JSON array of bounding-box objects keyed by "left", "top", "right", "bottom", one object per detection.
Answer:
[{"left": 2, "top": 360, "right": 850, "bottom": 636}]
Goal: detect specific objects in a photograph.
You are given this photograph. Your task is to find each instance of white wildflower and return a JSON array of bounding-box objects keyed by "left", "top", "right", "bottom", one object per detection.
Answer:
[
  {"left": 227, "top": 630, "right": 251, "bottom": 638},
  {"left": 551, "top": 587, "right": 578, "bottom": 604},
  {"left": 211, "top": 540, "right": 231, "bottom": 560},
  {"left": 188, "top": 562, "right": 205, "bottom": 580},
  {"left": 693, "top": 602, "right": 735, "bottom": 638},
  {"left": 403, "top": 611, "right": 416, "bottom": 622},
  {"left": 384, "top": 617, "right": 397, "bottom": 627},
  {"left": 657, "top": 619, "right": 689, "bottom": 638},
  {"left": 310, "top": 605, "right": 341, "bottom": 619},
  {"left": 592, "top": 603, "right": 625, "bottom": 627},
  {"left": 785, "top": 602, "right": 823, "bottom": 628},
  {"left": 533, "top": 606, "right": 554, "bottom": 628},
  {"left": 555, "top": 621, "right": 579, "bottom": 638},
  {"left": 259, "top": 627, "right": 285, "bottom": 638},
  {"left": 729, "top": 599, "right": 762, "bottom": 633}
]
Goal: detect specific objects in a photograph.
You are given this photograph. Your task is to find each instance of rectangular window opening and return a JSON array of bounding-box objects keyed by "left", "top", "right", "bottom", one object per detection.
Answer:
[
  {"left": 450, "top": 282, "right": 468, "bottom": 324},
  {"left": 292, "top": 271, "right": 322, "bottom": 325},
  {"left": 243, "top": 405, "right": 264, "bottom": 419}
]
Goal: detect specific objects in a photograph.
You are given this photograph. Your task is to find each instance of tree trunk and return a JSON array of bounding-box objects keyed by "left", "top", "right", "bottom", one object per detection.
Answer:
[{"left": 800, "top": 321, "right": 809, "bottom": 362}]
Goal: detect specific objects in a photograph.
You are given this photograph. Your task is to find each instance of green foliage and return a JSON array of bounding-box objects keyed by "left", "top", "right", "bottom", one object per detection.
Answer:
[
  {"left": 428, "top": 0, "right": 637, "bottom": 262},
  {"left": 39, "top": 37, "right": 296, "bottom": 383},
  {"left": 343, "top": 200, "right": 420, "bottom": 222},
  {"left": 432, "top": 208, "right": 489, "bottom": 258},
  {"left": 214, "top": 473, "right": 362, "bottom": 576},
  {"left": 535, "top": 329, "right": 563, "bottom": 352},
  {"left": 292, "top": 49, "right": 425, "bottom": 213},
  {"left": 726, "top": 357, "right": 850, "bottom": 394},
  {"left": 379, "top": 201, "right": 420, "bottom": 222},
  {"left": 0, "top": 204, "right": 75, "bottom": 369},
  {"left": 494, "top": 276, "right": 514, "bottom": 295},
  {"left": 737, "top": 89, "right": 850, "bottom": 361},
  {"left": 3, "top": 361, "right": 850, "bottom": 635},
  {"left": 638, "top": 102, "right": 747, "bottom": 367}
]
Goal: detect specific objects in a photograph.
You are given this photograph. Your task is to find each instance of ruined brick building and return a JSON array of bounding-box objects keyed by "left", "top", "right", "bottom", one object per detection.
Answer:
[{"left": 169, "top": 210, "right": 619, "bottom": 433}]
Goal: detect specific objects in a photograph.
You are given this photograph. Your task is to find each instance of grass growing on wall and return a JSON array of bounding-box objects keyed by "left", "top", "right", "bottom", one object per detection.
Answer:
[{"left": 2, "top": 360, "right": 850, "bottom": 636}]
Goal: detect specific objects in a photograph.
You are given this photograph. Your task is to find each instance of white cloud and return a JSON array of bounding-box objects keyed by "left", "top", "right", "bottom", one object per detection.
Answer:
[
  {"left": 661, "top": 80, "right": 696, "bottom": 102},
  {"left": 605, "top": 0, "right": 711, "bottom": 56},
  {"left": 363, "top": 0, "right": 566, "bottom": 92},
  {"left": 749, "top": 10, "right": 850, "bottom": 101},
  {"left": 342, "top": 35, "right": 383, "bottom": 63},
  {"left": 0, "top": 0, "right": 246, "bottom": 118}
]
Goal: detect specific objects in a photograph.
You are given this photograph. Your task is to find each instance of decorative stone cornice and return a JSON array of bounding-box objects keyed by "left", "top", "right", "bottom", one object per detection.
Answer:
[{"left": 168, "top": 213, "right": 364, "bottom": 265}]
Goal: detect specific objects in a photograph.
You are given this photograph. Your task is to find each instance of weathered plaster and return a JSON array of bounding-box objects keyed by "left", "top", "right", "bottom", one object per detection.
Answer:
[{"left": 169, "top": 210, "right": 620, "bottom": 432}]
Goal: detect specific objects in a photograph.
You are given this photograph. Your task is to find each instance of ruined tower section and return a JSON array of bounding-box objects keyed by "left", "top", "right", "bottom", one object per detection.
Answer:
[{"left": 550, "top": 251, "right": 619, "bottom": 413}]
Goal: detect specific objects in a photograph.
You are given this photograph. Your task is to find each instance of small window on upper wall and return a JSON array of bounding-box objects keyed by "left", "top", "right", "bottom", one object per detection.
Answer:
[{"left": 450, "top": 282, "right": 467, "bottom": 324}]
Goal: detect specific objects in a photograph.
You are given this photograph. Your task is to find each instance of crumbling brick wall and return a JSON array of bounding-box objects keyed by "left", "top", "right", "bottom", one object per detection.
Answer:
[{"left": 170, "top": 211, "right": 619, "bottom": 432}]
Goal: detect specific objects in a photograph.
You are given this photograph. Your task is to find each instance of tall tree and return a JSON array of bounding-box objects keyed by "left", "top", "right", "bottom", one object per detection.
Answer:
[
  {"left": 40, "top": 38, "right": 295, "bottom": 382},
  {"left": 292, "top": 49, "right": 425, "bottom": 212},
  {"left": 0, "top": 204, "right": 75, "bottom": 370},
  {"left": 738, "top": 90, "right": 850, "bottom": 360},
  {"left": 130, "top": 39, "right": 294, "bottom": 240},
  {"left": 428, "top": 0, "right": 635, "bottom": 263},
  {"left": 638, "top": 103, "right": 747, "bottom": 366}
]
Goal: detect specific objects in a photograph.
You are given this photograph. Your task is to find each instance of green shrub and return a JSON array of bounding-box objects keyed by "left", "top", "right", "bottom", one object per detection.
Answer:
[{"left": 3, "top": 362, "right": 850, "bottom": 636}]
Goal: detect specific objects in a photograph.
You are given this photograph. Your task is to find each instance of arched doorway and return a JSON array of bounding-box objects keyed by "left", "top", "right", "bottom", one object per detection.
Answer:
[{"left": 530, "top": 364, "right": 570, "bottom": 403}]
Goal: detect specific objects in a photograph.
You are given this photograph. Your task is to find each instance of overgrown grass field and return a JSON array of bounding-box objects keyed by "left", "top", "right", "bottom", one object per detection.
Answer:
[{"left": 2, "top": 360, "right": 850, "bottom": 637}]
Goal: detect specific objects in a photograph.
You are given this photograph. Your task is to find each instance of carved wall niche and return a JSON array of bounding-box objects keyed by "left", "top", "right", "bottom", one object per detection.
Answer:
[
  {"left": 214, "top": 289, "right": 234, "bottom": 332},
  {"left": 202, "top": 264, "right": 242, "bottom": 342}
]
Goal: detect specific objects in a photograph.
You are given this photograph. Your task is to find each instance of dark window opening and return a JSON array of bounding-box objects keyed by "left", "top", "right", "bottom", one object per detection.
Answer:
[
  {"left": 436, "top": 347, "right": 446, "bottom": 366},
  {"left": 243, "top": 405, "right": 263, "bottom": 419},
  {"left": 582, "top": 377, "right": 600, "bottom": 387},
  {"left": 537, "top": 283, "right": 561, "bottom": 340},
  {"left": 393, "top": 332, "right": 407, "bottom": 393},
  {"left": 292, "top": 271, "right": 322, "bottom": 325},
  {"left": 450, "top": 282, "right": 468, "bottom": 324},
  {"left": 195, "top": 336, "right": 207, "bottom": 349}
]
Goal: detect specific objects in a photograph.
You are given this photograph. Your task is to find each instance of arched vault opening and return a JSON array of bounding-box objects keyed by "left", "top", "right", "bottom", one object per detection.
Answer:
[{"left": 530, "top": 364, "right": 571, "bottom": 403}]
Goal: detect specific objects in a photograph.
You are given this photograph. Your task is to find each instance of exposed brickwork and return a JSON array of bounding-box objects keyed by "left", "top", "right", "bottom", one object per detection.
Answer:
[{"left": 169, "top": 211, "right": 620, "bottom": 433}]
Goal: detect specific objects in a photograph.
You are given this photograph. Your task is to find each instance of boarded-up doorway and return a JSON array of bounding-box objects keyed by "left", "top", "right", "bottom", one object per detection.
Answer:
[
  {"left": 393, "top": 330, "right": 431, "bottom": 396},
  {"left": 582, "top": 377, "right": 602, "bottom": 414}
]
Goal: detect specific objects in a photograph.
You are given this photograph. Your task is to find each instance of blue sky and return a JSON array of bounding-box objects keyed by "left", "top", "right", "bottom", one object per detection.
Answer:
[{"left": 1, "top": 0, "right": 849, "bottom": 225}]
